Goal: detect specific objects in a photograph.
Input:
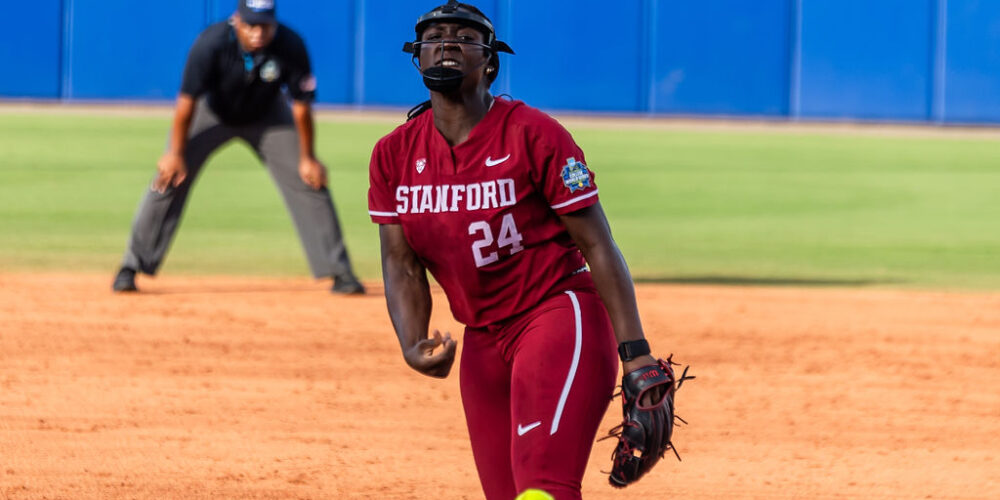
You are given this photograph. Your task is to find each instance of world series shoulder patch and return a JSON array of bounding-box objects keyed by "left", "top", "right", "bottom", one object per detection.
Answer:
[{"left": 561, "top": 157, "right": 591, "bottom": 193}]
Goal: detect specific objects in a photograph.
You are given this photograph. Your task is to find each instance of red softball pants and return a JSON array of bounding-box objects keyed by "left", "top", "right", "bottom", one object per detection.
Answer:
[{"left": 460, "top": 287, "right": 619, "bottom": 500}]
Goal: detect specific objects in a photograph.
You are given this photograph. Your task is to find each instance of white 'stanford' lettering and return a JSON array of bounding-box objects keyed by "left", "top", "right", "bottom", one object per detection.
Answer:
[
  {"left": 482, "top": 181, "right": 497, "bottom": 209},
  {"left": 396, "top": 179, "right": 517, "bottom": 214},
  {"left": 419, "top": 187, "right": 434, "bottom": 213},
  {"left": 434, "top": 185, "right": 450, "bottom": 213},
  {"left": 466, "top": 183, "right": 482, "bottom": 211},
  {"left": 395, "top": 187, "right": 409, "bottom": 214},
  {"left": 498, "top": 179, "right": 516, "bottom": 206},
  {"left": 450, "top": 185, "right": 465, "bottom": 212}
]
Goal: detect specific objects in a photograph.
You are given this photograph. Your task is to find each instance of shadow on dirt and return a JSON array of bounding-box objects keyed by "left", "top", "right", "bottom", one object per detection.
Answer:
[{"left": 633, "top": 275, "right": 900, "bottom": 287}]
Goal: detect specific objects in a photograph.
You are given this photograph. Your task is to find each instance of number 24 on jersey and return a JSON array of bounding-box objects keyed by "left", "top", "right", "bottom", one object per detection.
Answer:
[{"left": 468, "top": 214, "right": 524, "bottom": 268}]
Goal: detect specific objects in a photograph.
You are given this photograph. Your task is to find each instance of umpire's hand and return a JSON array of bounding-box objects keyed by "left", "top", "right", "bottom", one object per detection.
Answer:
[
  {"left": 299, "top": 157, "right": 329, "bottom": 190},
  {"left": 153, "top": 151, "right": 187, "bottom": 193}
]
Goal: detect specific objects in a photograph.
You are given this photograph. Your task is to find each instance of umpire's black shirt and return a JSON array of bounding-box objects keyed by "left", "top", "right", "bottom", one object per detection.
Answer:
[{"left": 180, "top": 21, "right": 316, "bottom": 125}]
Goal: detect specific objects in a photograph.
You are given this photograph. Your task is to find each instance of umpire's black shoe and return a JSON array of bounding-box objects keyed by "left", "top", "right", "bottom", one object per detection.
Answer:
[
  {"left": 331, "top": 275, "right": 365, "bottom": 295},
  {"left": 112, "top": 267, "right": 138, "bottom": 292}
]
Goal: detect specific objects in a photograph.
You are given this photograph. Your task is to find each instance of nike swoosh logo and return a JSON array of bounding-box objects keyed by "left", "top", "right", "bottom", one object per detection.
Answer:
[
  {"left": 517, "top": 421, "right": 542, "bottom": 436},
  {"left": 485, "top": 154, "right": 511, "bottom": 167}
]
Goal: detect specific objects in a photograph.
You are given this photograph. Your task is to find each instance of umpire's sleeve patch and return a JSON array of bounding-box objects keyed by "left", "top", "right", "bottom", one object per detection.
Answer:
[{"left": 300, "top": 74, "right": 317, "bottom": 93}]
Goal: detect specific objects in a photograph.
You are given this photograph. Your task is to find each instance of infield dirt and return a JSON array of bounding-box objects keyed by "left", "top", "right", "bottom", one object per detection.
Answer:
[{"left": 1, "top": 273, "right": 998, "bottom": 499}]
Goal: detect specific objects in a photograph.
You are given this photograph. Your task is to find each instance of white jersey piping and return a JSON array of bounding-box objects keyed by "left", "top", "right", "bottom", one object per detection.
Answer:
[{"left": 550, "top": 189, "right": 599, "bottom": 210}]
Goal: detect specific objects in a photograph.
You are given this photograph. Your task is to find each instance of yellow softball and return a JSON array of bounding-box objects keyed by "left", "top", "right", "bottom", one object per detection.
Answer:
[{"left": 515, "top": 489, "right": 555, "bottom": 500}]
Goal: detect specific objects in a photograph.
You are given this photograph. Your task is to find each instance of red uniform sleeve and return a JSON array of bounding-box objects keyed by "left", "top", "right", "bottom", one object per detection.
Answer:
[
  {"left": 527, "top": 114, "right": 599, "bottom": 215},
  {"left": 368, "top": 137, "right": 401, "bottom": 224}
]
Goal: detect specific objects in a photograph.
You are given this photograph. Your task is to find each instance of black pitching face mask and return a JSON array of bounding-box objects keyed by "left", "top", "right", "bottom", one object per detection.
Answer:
[
  {"left": 413, "top": 39, "right": 493, "bottom": 93},
  {"left": 421, "top": 66, "right": 465, "bottom": 93},
  {"left": 402, "top": 1, "right": 515, "bottom": 93}
]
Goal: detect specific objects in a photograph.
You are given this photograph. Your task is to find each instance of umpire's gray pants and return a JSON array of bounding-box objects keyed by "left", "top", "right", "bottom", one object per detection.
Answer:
[{"left": 120, "top": 98, "right": 356, "bottom": 280}]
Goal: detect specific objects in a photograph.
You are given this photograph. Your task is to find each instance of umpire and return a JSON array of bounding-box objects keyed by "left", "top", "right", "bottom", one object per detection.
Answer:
[{"left": 113, "top": 0, "right": 364, "bottom": 294}]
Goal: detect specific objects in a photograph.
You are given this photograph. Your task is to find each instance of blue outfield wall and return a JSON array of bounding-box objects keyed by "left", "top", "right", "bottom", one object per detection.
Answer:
[
  {"left": 943, "top": 0, "right": 1000, "bottom": 123},
  {"left": 651, "top": 0, "right": 792, "bottom": 116},
  {"left": 64, "top": 0, "right": 205, "bottom": 100},
  {"left": 0, "top": 2, "right": 62, "bottom": 98},
  {"left": 3, "top": 0, "right": 1000, "bottom": 123},
  {"left": 507, "top": 0, "right": 644, "bottom": 112},
  {"left": 798, "top": 0, "right": 934, "bottom": 121},
  {"left": 359, "top": 0, "right": 462, "bottom": 107},
  {"left": 268, "top": 0, "right": 355, "bottom": 104}
]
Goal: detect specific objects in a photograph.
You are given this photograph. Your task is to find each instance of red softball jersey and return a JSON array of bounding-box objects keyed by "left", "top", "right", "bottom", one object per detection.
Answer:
[{"left": 368, "top": 98, "right": 600, "bottom": 327}]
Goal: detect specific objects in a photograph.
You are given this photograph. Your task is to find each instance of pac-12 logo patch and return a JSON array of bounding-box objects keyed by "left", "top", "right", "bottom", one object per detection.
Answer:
[
  {"left": 561, "top": 157, "right": 591, "bottom": 193},
  {"left": 260, "top": 60, "right": 280, "bottom": 82},
  {"left": 415, "top": 158, "right": 427, "bottom": 174}
]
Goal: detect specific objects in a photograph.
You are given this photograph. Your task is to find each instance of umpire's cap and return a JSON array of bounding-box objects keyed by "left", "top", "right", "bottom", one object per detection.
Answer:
[{"left": 238, "top": 0, "right": 277, "bottom": 25}]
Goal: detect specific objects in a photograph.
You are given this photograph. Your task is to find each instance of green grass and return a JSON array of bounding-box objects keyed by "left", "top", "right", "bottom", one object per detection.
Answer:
[
  {"left": 576, "top": 128, "right": 1000, "bottom": 289},
  {"left": 1, "top": 112, "right": 998, "bottom": 290}
]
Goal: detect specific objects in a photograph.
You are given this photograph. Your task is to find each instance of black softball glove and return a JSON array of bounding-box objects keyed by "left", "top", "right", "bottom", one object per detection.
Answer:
[{"left": 604, "top": 356, "right": 693, "bottom": 487}]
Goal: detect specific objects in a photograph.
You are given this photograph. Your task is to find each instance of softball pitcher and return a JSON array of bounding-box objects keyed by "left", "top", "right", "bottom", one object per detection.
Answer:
[{"left": 369, "top": 2, "right": 686, "bottom": 498}]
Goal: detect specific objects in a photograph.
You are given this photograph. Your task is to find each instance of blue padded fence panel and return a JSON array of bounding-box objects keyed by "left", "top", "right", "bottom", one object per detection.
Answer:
[
  {"left": 275, "top": 1, "right": 355, "bottom": 104},
  {"left": 65, "top": 0, "right": 205, "bottom": 99},
  {"left": 942, "top": 0, "right": 1000, "bottom": 123},
  {"left": 798, "top": 0, "right": 934, "bottom": 121},
  {"left": 506, "top": 0, "right": 644, "bottom": 112},
  {"left": 208, "top": 0, "right": 234, "bottom": 23},
  {"left": 8, "top": 0, "right": 1000, "bottom": 124},
  {"left": 359, "top": 0, "right": 458, "bottom": 107},
  {"left": 652, "top": 0, "right": 791, "bottom": 116},
  {"left": 0, "top": 1, "right": 62, "bottom": 98}
]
